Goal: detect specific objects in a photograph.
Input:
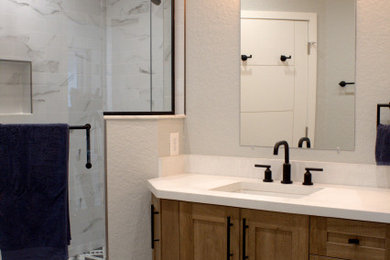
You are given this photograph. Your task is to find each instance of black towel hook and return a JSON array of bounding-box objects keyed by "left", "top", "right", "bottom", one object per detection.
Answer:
[
  {"left": 69, "top": 124, "right": 92, "bottom": 169},
  {"left": 339, "top": 81, "right": 355, "bottom": 87}
]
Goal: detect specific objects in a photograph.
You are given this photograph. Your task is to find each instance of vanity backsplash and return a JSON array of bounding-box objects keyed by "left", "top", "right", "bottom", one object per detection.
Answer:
[{"left": 159, "top": 154, "right": 390, "bottom": 189}]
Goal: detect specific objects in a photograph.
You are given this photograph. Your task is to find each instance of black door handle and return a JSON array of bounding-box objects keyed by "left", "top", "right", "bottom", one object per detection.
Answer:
[
  {"left": 339, "top": 81, "right": 355, "bottom": 87},
  {"left": 151, "top": 205, "right": 160, "bottom": 249},
  {"left": 280, "top": 55, "right": 292, "bottom": 62},
  {"left": 227, "top": 216, "right": 234, "bottom": 259},
  {"left": 241, "top": 55, "right": 253, "bottom": 61},
  {"left": 242, "top": 218, "right": 249, "bottom": 259}
]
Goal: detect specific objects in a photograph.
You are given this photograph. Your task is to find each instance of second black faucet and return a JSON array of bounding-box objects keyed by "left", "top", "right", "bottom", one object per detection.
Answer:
[{"left": 273, "top": 140, "right": 293, "bottom": 184}]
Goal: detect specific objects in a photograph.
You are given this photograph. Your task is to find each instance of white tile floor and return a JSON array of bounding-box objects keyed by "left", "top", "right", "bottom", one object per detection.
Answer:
[{"left": 69, "top": 248, "right": 105, "bottom": 260}]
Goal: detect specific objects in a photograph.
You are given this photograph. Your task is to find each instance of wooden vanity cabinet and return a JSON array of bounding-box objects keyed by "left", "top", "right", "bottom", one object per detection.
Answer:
[
  {"left": 152, "top": 198, "right": 308, "bottom": 260},
  {"left": 152, "top": 197, "right": 390, "bottom": 260}
]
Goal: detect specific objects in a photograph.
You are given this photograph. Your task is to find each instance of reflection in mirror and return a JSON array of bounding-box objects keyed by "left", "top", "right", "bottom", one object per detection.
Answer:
[{"left": 240, "top": 0, "right": 356, "bottom": 150}]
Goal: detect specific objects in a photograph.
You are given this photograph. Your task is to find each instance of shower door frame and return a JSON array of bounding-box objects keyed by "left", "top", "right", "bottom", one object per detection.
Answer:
[{"left": 103, "top": 0, "right": 177, "bottom": 116}]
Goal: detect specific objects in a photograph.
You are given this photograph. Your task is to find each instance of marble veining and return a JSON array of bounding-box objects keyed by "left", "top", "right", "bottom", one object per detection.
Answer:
[
  {"left": 1, "top": 0, "right": 176, "bottom": 257},
  {"left": 0, "top": 0, "right": 106, "bottom": 257}
]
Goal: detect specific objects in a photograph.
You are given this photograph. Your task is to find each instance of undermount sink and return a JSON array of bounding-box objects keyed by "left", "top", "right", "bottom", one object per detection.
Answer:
[{"left": 211, "top": 181, "right": 323, "bottom": 199}]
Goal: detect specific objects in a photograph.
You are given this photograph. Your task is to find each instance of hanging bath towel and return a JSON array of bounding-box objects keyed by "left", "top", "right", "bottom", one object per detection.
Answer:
[
  {"left": 0, "top": 124, "right": 71, "bottom": 260},
  {"left": 376, "top": 124, "right": 390, "bottom": 165}
]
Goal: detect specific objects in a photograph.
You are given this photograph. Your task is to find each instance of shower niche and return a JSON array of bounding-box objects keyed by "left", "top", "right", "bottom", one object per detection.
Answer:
[{"left": 0, "top": 60, "right": 32, "bottom": 115}]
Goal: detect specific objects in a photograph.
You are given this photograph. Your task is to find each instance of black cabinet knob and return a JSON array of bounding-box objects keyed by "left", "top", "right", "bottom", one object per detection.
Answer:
[
  {"left": 280, "top": 55, "right": 292, "bottom": 62},
  {"left": 241, "top": 55, "right": 253, "bottom": 61}
]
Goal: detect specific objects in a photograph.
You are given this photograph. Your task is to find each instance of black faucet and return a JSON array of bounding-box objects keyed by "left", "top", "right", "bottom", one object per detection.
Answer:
[
  {"left": 273, "top": 141, "right": 292, "bottom": 184},
  {"left": 298, "top": 137, "right": 311, "bottom": 148}
]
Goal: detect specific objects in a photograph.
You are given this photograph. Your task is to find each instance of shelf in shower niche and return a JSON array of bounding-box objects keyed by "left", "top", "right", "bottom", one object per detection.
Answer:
[{"left": 0, "top": 59, "right": 32, "bottom": 114}]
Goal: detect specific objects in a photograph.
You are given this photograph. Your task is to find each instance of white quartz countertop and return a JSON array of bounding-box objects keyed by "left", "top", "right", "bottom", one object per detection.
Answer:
[{"left": 147, "top": 174, "right": 390, "bottom": 224}]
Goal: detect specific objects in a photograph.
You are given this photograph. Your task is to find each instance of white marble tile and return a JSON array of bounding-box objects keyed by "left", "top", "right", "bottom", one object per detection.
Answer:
[{"left": 0, "top": 0, "right": 107, "bottom": 257}]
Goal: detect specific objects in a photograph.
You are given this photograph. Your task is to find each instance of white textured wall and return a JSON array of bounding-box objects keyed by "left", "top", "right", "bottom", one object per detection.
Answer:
[
  {"left": 106, "top": 118, "right": 184, "bottom": 259},
  {"left": 184, "top": 0, "right": 390, "bottom": 164}
]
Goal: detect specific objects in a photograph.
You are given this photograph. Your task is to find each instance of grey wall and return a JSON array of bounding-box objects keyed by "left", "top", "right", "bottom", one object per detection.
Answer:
[
  {"left": 241, "top": 0, "right": 356, "bottom": 150},
  {"left": 184, "top": 0, "right": 390, "bottom": 164}
]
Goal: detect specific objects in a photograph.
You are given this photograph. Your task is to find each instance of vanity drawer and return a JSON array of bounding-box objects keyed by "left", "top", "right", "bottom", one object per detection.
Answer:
[
  {"left": 310, "top": 256, "right": 346, "bottom": 260},
  {"left": 310, "top": 216, "right": 390, "bottom": 260}
]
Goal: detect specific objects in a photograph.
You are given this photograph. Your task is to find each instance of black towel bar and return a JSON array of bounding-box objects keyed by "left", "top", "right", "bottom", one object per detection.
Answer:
[
  {"left": 69, "top": 124, "right": 92, "bottom": 169},
  {"left": 377, "top": 104, "right": 390, "bottom": 127}
]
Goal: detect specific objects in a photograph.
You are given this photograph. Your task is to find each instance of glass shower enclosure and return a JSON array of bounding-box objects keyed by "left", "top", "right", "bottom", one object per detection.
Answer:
[{"left": 0, "top": 0, "right": 173, "bottom": 259}]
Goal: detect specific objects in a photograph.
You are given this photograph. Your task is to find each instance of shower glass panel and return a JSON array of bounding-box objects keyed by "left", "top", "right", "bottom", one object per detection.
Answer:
[
  {"left": 151, "top": 0, "right": 173, "bottom": 112},
  {"left": 105, "top": 0, "right": 174, "bottom": 113},
  {"left": 0, "top": 0, "right": 106, "bottom": 259},
  {"left": 0, "top": 0, "right": 173, "bottom": 259}
]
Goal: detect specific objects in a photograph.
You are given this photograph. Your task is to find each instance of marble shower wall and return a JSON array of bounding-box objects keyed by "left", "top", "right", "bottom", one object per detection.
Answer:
[
  {"left": 0, "top": 0, "right": 106, "bottom": 257},
  {"left": 151, "top": 0, "right": 172, "bottom": 111},
  {"left": 106, "top": 0, "right": 152, "bottom": 111},
  {"left": 106, "top": 0, "right": 173, "bottom": 112}
]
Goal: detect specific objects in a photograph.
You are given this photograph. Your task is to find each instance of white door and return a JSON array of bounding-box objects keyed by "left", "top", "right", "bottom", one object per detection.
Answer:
[{"left": 240, "top": 12, "right": 317, "bottom": 147}]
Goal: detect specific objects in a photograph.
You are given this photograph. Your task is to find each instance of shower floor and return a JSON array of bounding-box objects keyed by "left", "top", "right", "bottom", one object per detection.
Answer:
[{"left": 69, "top": 247, "right": 105, "bottom": 260}]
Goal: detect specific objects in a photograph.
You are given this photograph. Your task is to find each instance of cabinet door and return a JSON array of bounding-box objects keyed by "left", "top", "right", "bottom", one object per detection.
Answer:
[
  {"left": 152, "top": 198, "right": 180, "bottom": 260},
  {"left": 179, "top": 202, "right": 240, "bottom": 260},
  {"left": 161, "top": 200, "right": 180, "bottom": 260},
  {"left": 242, "top": 209, "right": 309, "bottom": 260}
]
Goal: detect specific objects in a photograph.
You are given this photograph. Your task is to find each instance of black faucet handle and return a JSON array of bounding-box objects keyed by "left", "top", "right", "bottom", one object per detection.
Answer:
[
  {"left": 305, "top": 168, "right": 323, "bottom": 172},
  {"left": 255, "top": 164, "right": 271, "bottom": 169},
  {"left": 254, "top": 165, "right": 273, "bottom": 183},
  {"left": 303, "top": 168, "right": 323, "bottom": 185}
]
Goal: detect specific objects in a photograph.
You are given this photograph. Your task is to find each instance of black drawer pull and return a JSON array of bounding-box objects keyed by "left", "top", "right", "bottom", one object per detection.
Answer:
[
  {"left": 348, "top": 238, "right": 360, "bottom": 245},
  {"left": 242, "top": 218, "right": 249, "bottom": 259},
  {"left": 151, "top": 205, "right": 160, "bottom": 249},
  {"left": 227, "top": 216, "right": 234, "bottom": 259}
]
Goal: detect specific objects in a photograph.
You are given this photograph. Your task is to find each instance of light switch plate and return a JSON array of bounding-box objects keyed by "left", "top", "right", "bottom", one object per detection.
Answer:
[{"left": 170, "top": 132, "right": 179, "bottom": 156}]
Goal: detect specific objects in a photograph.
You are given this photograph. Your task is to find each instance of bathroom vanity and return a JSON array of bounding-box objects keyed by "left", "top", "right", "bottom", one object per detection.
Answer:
[{"left": 148, "top": 174, "right": 390, "bottom": 260}]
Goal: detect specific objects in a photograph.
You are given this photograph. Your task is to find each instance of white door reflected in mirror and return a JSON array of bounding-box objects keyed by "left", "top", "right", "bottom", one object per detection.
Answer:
[
  {"left": 241, "top": 11, "right": 317, "bottom": 147},
  {"left": 240, "top": 0, "right": 356, "bottom": 150}
]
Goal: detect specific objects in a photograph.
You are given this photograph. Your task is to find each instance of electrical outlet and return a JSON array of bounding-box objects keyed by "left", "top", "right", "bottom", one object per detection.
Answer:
[{"left": 170, "top": 132, "right": 179, "bottom": 156}]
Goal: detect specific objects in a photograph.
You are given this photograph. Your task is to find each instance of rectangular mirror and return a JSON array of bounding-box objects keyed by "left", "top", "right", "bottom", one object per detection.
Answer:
[{"left": 240, "top": 0, "right": 356, "bottom": 150}]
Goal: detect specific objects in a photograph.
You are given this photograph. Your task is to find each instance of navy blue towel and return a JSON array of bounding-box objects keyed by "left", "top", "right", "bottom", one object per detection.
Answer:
[
  {"left": 0, "top": 124, "right": 71, "bottom": 260},
  {"left": 376, "top": 124, "right": 390, "bottom": 165}
]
